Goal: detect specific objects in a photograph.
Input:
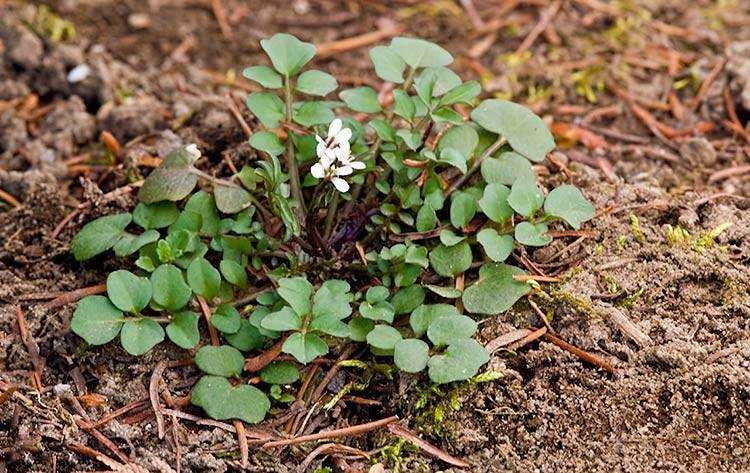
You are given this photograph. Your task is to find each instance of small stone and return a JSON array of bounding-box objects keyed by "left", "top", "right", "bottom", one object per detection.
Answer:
[{"left": 67, "top": 63, "right": 91, "bottom": 83}]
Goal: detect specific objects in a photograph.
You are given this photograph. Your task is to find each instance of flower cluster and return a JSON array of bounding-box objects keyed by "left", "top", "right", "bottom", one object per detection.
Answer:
[{"left": 311, "top": 119, "right": 364, "bottom": 192}]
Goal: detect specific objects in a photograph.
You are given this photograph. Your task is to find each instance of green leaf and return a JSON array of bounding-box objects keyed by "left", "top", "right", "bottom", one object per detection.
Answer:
[
  {"left": 390, "top": 285, "right": 425, "bottom": 315},
  {"left": 366, "top": 325, "right": 403, "bottom": 350},
  {"left": 481, "top": 151, "right": 534, "bottom": 186},
  {"left": 282, "top": 332, "right": 328, "bottom": 364},
  {"left": 393, "top": 90, "right": 416, "bottom": 122},
  {"left": 191, "top": 375, "right": 269, "bottom": 423},
  {"left": 396, "top": 129, "right": 422, "bottom": 150},
  {"left": 439, "top": 229, "right": 466, "bottom": 246},
  {"left": 359, "top": 301, "right": 395, "bottom": 323},
  {"left": 462, "top": 263, "right": 530, "bottom": 315},
  {"left": 308, "top": 316, "right": 350, "bottom": 338},
  {"left": 195, "top": 345, "right": 245, "bottom": 377},
  {"left": 438, "top": 124, "right": 478, "bottom": 161},
  {"left": 211, "top": 303, "right": 241, "bottom": 334},
  {"left": 348, "top": 318, "right": 375, "bottom": 342},
  {"left": 389, "top": 37, "right": 453, "bottom": 68},
  {"left": 261, "top": 306, "right": 302, "bottom": 331},
  {"left": 120, "top": 318, "right": 164, "bottom": 355},
  {"left": 450, "top": 191, "right": 477, "bottom": 228},
  {"left": 260, "top": 361, "right": 300, "bottom": 385},
  {"left": 439, "top": 81, "right": 481, "bottom": 106},
  {"left": 543, "top": 185, "right": 594, "bottom": 230},
  {"left": 340, "top": 87, "right": 382, "bottom": 113},
  {"left": 432, "top": 107, "right": 464, "bottom": 126},
  {"left": 368, "top": 119, "right": 396, "bottom": 142},
  {"left": 430, "top": 241, "right": 472, "bottom": 277},
  {"left": 478, "top": 183, "right": 513, "bottom": 223},
  {"left": 71, "top": 213, "right": 132, "bottom": 261},
  {"left": 169, "top": 210, "right": 202, "bottom": 234},
  {"left": 417, "top": 67, "right": 461, "bottom": 97},
  {"left": 107, "top": 270, "right": 151, "bottom": 313},
  {"left": 133, "top": 202, "right": 179, "bottom": 230},
  {"left": 428, "top": 339, "right": 489, "bottom": 384},
  {"left": 113, "top": 230, "right": 159, "bottom": 257},
  {"left": 138, "top": 147, "right": 199, "bottom": 204},
  {"left": 477, "top": 228, "right": 514, "bottom": 262},
  {"left": 507, "top": 175, "right": 544, "bottom": 218},
  {"left": 277, "top": 277, "right": 313, "bottom": 316},
  {"left": 366, "top": 286, "right": 390, "bottom": 303},
  {"left": 185, "top": 191, "right": 220, "bottom": 237},
  {"left": 166, "top": 311, "right": 200, "bottom": 349},
  {"left": 245, "top": 92, "right": 285, "bottom": 128},
  {"left": 220, "top": 260, "right": 247, "bottom": 290},
  {"left": 261, "top": 33, "right": 316, "bottom": 76},
  {"left": 369, "top": 45, "right": 405, "bottom": 83},
  {"left": 410, "top": 303, "right": 459, "bottom": 336},
  {"left": 471, "top": 99, "right": 555, "bottom": 162},
  {"left": 71, "top": 295, "right": 123, "bottom": 345},
  {"left": 249, "top": 131, "right": 284, "bottom": 157},
  {"left": 150, "top": 264, "right": 192, "bottom": 311},
  {"left": 312, "top": 283, "right": 352, "bottom": 320},
  {"left": 439, "top": 148, "right": 467, "bottom": 174},
  {"left": 424, "top": 284, "right": 462, "bottom": 299},
  {"left": 214, "top": 184, "right": 252, "bottom": 214},
  {"left": 416, "top": 203, "right": 438, "bottom": 232},
  {"left": 296, "top": 70, "right": 338, "bottom": 96},
  {"left": 514, "top": 221, "right": 552, "bottom": 246},
  {"left": 187, "top": 257, "right": 221, "bottom": 300},
  {"left": 242, "top": 65, "right": 282, "bottom": 88},
  {"left": 293, "top": 101, "right": 335, "bottom": 127},
  {"left": 414, "top": 70, "right": 437, "bottom": 107},
  {"left": 226, "top": 319, "right": 265, "bottom": 352},
  {"left": 394, "top": 339, "right": 429, "bottom": 373},
  {"left": 427, "top": 315, "right": 477, "bottom": 347}
]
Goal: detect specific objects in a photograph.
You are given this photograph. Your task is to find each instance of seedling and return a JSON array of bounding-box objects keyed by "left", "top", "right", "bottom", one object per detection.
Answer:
[{"left": 68, "top": 33, "right": 595, "bottom": 424}]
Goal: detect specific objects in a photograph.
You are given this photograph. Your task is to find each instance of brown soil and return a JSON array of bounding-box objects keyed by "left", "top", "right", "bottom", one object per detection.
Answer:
[{"left": 1, "top": 1, "right": 749, "bottom": 472}]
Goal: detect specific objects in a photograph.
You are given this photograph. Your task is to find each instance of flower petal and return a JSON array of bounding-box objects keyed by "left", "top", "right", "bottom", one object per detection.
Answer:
[
  {"left": 332, "top": 177, "right": 350, "bottom": 193},
  {"left": 185, "top": 144, "right": 201, "bottom": 161},
  {"left": 335, "top": 127, "right": 352, "bottom": 145},
  {"left": 310, "top": 163, "right": 325, "bottom": 179},
  {"left": 335, "top": 165, "right": 353, "bottom": 176},
  {"left": 349, "top": 160, "right": 366, "bottom": 170},
  {"left": 316, "top": 141, "right": 328, "bottom": 159},
  {"left": 328, "top": 119, "right": 342, "bottom": 139}
]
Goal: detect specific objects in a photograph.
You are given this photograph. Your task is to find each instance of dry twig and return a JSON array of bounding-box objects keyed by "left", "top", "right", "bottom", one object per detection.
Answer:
[
  {"left": 388, "top": 423, "right": 470, "bottom": 468},
  {"left": 263, "top": 415, "right": 398, "bottom": 448}
]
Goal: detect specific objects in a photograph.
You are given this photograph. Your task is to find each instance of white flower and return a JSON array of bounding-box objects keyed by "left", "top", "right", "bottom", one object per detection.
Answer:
[
  {"left": 310, "top": 150, "right": 352, "bottom": 192},
  {"left": 310, "top": 118, "right": 365, "bottom": 193},
  {"left": 185, "top": 143, "right": 201, "bottom": 161},
  {"left": 316, "top": 118, "right": 352, "bottom": 157}
]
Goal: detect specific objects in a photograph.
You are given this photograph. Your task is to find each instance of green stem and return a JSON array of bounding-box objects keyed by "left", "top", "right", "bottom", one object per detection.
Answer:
[
  {"left": 284, "top": 75, "right": 306, "bottom": 215},
  {"left": 323, "top": 191, "right": 339, "bottom": 240}
]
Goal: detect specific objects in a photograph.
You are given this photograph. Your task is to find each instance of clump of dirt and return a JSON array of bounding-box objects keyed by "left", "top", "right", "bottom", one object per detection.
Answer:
[{"left": 1, "top": 1, "right": 749, "bottom": 472}]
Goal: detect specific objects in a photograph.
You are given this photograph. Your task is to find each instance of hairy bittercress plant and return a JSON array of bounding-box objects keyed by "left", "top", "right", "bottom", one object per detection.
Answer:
[{"left": 68, "top": 33, "right": 594, "bottom": 424}]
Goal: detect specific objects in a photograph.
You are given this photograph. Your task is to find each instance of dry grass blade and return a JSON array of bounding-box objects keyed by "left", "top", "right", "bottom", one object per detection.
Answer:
[
  {"left": 316, "top": 20, "right": 403, "bottom": 58},
  {"left": 46, "top": 283, "right": 107, "bottom": 308},
  {"left": 388, "top": 423, "right": 470, "bottom": 468},
  {"left": 149, "top": 361, "right": 167, "bottom": 439},
  {"left": 542, "top": 332, "right": 616, "bottom": 374},
  {"left": 0, "top": 187, "right": 22, "bottom": 208},
  {"left": 263, "top": 415, "right": 399, "bottom": 448},
  {"left": 516, "top": 0, "right": 562, "bottom": 54},
  {"left": 15, "top": 305, "right": 43, "bottom": 391}
]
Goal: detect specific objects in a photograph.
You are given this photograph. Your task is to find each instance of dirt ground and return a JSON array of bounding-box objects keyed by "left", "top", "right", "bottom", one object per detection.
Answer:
[{"left": 1, "top": 0, "right": 750, "bottom": 472}]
